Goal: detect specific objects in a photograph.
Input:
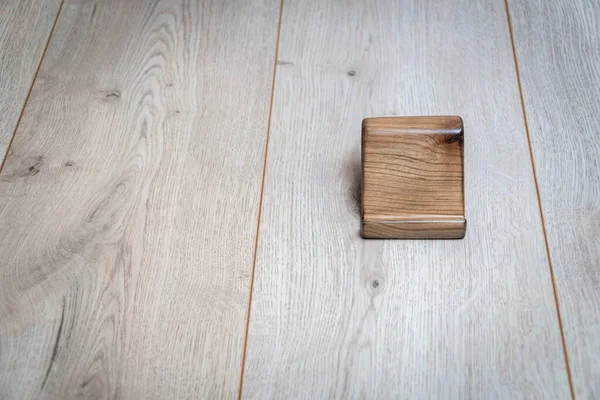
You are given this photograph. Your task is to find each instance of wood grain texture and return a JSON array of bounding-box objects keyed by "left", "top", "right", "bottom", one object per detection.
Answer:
[
  {"left": 0, "top": 0, "right": 279, "bottom": 398},
  {"left": 0, "top": 0, "right": 62, "bottom": 163},
  {"left": 508, "top": 0, "right": 600, "bottom": 396},
  {"left": 361, "top": 116, "right": 465, "bottom": 239},
  {"left": 242, "top": 0, "right": 571, "bottom": 398}
]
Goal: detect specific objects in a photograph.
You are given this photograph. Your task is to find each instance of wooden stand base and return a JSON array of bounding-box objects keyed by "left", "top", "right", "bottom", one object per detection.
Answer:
[{"left": 361, "top": 116, "right": 466, "bottom": 239}]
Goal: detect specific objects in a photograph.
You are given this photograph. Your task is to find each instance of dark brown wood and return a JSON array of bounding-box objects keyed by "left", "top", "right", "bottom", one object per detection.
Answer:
[{"left": 361, "top": 116, "right": 466, "bottom": 239}]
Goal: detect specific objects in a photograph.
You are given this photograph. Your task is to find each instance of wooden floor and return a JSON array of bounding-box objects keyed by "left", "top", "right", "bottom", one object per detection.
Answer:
[{"left": 0, "top": 0, "right": 598, "bottom": 398}]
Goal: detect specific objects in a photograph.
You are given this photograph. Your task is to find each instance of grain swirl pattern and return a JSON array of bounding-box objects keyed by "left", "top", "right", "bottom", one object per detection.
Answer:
[{"left": 0, "top": 0, "right": 279, "bottom": 398}]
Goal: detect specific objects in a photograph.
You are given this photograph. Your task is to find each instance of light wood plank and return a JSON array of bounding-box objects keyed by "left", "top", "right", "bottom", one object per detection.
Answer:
[
  {"left": 509, "top": 0, "right": 600, "bottom": 396},
  {"left": 242, "top": 0, "right": 571, "bottom": 397},
  {"left": 0, "top": 0, "right": 61, "bottom": 162},
  {"left": 0, "top": 0, "right": 279, "bottom": 398}
]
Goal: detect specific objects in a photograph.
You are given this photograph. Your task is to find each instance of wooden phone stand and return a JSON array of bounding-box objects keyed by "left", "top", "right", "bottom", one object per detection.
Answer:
[{"left": 361, "top": 116, "right": 466, "bottom": 239}]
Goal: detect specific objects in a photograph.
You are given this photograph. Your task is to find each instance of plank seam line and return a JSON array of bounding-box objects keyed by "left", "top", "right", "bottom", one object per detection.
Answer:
[
  {"left": 237, "top": 0, "right": 284, "bottom": 398},
  {"left": 0, "top": 0, "right": 65, "bottom": 174},
  {"left": 504, "top": 1, "right": 575, "bottom": 398}
]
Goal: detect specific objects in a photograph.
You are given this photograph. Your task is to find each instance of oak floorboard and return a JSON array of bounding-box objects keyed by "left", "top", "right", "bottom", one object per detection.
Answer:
[
  {"left": 509, "top": 0, "right": 600, "bottom": 397},
  {"left": 242, "top": 0, "right": 571, "bottom": 398},
  {"left": 0, "top": 0, "right": 279, "bottom": 398}
]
